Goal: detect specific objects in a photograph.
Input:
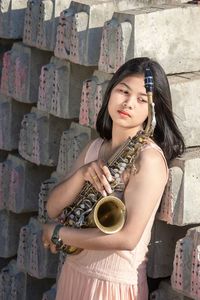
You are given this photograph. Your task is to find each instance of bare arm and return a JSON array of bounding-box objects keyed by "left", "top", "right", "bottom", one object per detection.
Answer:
[{"left": 43, "top": 148, "right": 168, "bottom": 251}]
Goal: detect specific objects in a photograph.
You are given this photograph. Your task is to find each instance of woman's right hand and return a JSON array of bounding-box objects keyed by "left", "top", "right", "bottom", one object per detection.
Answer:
[{"left": 80, "top": 159, "right": 113, "bottom": 197}]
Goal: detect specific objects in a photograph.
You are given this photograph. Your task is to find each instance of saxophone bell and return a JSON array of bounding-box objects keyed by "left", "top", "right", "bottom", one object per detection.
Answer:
[{"left": 88, "top": 195, "right": 126, "bottom": 234}]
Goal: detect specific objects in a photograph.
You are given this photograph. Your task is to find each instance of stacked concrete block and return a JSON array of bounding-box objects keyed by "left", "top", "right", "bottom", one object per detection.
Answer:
[
  {"left": 0, "top": 0, "right": 27, "bottom": 39},
  {"left": 0, "top": 154, "right": 52, "bottom": 213},
  {"left": 169, "top": 72, "right": 200, "bottom": 147},
  {"left": 0, "top": 259, "right": 55, "bottom": 300},
  {"left": 38, "top": 56, "right": 95, "bottom": 118},
  {"left": 38, "top": 172, "right": 60, "bottom": 223},
  {"left": 98, "top": 4, "right": 200, "bottom": 74},
  {"left": 54, "top": 0, "right": 117, "bottom": 66},
  {"left": 79, "top": 70, "right": 112, "bottom": 128},
  {"left": 42, "top": 284, "right": 56, "bottom": 300},
  {"left": 17, "top": 217, "right": 59, "bottom": 279},
  {"left": 157, "top": 148, "right": 200, "bottom": 226},
  {"left": 0, "top": 210, "right": 32, "bottom": 258},
  {"left": 147, "top": 219, "right": 191, "bottom": 278},
  {"left": 0, "top": 42, "right": 51, "bottom": 103},
  {"left": 23, "top": 0, "right": 70, "bottom": 51},
  {"left": 18, "top": 107, "right": 69, "bottom": 166},
  {"left": 171, "top": 226, "right": 200, "bottom": 299},
  {"left": 0, "top": 94, "right": 31, "bottom": 151},
  {"left": 54, "top": 0, "right": 185, "bottom": 66},
  {"left": 57, "top": 122, "right": 92, "bottom": 176},
  {"left": 150, "top": 280, "right": 192, "bottom": 300}
]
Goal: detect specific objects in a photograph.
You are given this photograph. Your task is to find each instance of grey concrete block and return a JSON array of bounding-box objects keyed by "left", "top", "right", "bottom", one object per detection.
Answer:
[
  {"left": 0, "top": 42, "right": 51, "bottom": 103},
  {"left": 0, "top": 210, "right": 32, "bottom": 258},
  {"left": 171, "top": 226, "right": 200, "bottom": 299},
  {"left": 37, "top": 56, "right": 95, "bottom": 119},
  {"left": 147, "top": 219, "right": 190, "bottom": 278},
  {"left": 38, "top": 172, "right": 60, "bottom": 224},
  {"left": 57, "top": 122, "right": 91, "bottom": 176},
  {"left": 54, "top": 0, "right": 184, "bottom": 66},
  {"left": 17, "top": 217, "right": 59, "bottom": 279},
  {"left": 0, "top": 260, "right": 26, "bottom": 299},
  {"left": 42, "top": 284, "right": 56, "bottom": 300},
  {"left": 157, "top": 148, "right": 200, "bottom": 226},
  {"left": 18, "top": 107, "right": 70, "bottom": 166},
  {"left": 169, "top": 72, "right": 200, "bottom": 147},
  {"left": 79, "top": 70, "right": 112, "bottom": 128},
  {"left": 0, "top": 0, "right": 27, "bottom": 39},
  {"left": 0, "top": 154, "right": 52, "bottom": 213},
  {"left": 54, "top": 0, "right": 116, "bottom": 66},
  {"left": 0, "top": 94, "right": 31, "bottom": 151},
  {"left": 23, "top": 0, "right": 70, "bottom": 51},
  {"left": 98, "top": 4, "right": 200, "bottom": 74},
  {"left": 0, "top": 259, "right": 55, "bottom": 300},
  {"left": 150, "top": 280, "right": 192, "bottom": 300}
]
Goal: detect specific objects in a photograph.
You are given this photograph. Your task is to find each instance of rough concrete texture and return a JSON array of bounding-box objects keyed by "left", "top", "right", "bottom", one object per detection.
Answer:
[
  {"left": 17, "top": 217, "right": 59, "bottom": 279},
  {"left": 0, "top": 94, "right": 31, "bottom": 151},
  {"left": 57, "top": 122, "right": 91, "bottom": 176},
  {"left": 18, "top": 107, "right": 70, "bottom": 166},
  {"left": 0, "top": 42, "right": 52, "bottom": 103},
  {"left": 147, "top": 219, "right": 191, "bottom": 278},
  {"left": 79, "top": 70, "right": 112, "bottom": 128},
  {"left": 0, "top": 154, "right": 52, "bottom": 213},
  {"left": 38, "top": 56, "right": 95, "bottom": 119},
  {"left": 23, "top": 0, "right": 70, "bottom": 51},
  {"left": 42, "top": 284, "right": 57, "bottom": 300},
  {"left": 0, "top": 210, "right": 33, "bottom": 257},
  {"left": 0, "top": 259, "right": 55, "bottom": 300},
  {"left": 38, "top": 172, "right": 60, "bottom": 224},
  {"left": 0, "top": 0, "right": 27, "bottom": 39},
  {"left": 157, "top": 148, "right": 200, "bottom": 226},
  {"left": 169, "top": 72, "right": 200, "bottom": 147},
  {"left": 171, "top": 226, "right": 200, "bottom": 299},
  {"left": 54, "top": 0, "right": 185, "bottom": 66},
  {"left": 98, "top": 4, "right": 200, "bottom": 74},
  {"left": 150, "top": 280, "right": 192, "bottom": 300}
]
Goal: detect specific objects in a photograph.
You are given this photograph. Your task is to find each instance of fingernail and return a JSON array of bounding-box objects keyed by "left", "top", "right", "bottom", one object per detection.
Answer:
[
  {"left": 102, "top": 190, "right": 107, "bottom": 197},
  {"left": 108, "top": 176, "right": 113, "bottom": 182},
  {"left": 108, "top": 188, "right": 113, "bottom": 194}
]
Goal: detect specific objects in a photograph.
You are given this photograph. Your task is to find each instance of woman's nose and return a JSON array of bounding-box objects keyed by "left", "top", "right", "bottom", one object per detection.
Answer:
[{"left": 123, "top": 98, "right": 136, "bottom": 110}]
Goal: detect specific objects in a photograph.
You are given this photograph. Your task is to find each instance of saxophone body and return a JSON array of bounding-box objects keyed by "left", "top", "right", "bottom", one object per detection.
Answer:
[{"left": 58, "top": 68, "right": 155, "bottom": 255}]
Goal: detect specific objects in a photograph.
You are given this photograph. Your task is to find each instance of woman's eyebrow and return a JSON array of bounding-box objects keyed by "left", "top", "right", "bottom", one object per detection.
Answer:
[
  {"left": 119, "top": 83, "right": 147, "bottom": 97},
  {"left": 119, "top": 82, "right": 132, "bottom": 91}
]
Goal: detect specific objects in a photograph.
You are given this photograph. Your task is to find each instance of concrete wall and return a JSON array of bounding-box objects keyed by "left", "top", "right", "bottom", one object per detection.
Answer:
[{"left": 0, "top": 0, "right": 199, "bottom": 299}]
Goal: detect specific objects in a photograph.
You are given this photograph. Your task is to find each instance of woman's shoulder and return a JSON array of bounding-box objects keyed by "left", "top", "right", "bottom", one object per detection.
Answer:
[
  {"left": 84, "top": 137, "right": 104, "bottom": 164},
  {"left": 139, "top": 138, "right": 169, "bottom": 181}
]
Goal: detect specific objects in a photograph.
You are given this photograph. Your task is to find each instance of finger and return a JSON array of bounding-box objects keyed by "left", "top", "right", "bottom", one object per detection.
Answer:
[
  {"left": 98, "top": 173, "right": 113, "bottom": 195},
  {"left": 88, "top": 172, "right": 107, "bottom": 196},
  {"left": 49, "top": 243, "right": 58, "bottom": 254},
  {"left": 91, "top": 167, "right": 112, "bottom": 195},
  {"left": 43, "top": 241, "right": 50, "bottom": 249},
  {"left": 101, "top": 165, "right": 113, "bottom": 182}
]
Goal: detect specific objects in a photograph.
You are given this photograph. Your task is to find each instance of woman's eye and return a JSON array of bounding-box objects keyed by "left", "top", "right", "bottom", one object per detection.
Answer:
[
  {"left": 138, "top": 97, "right": 147, "bottom": 103},
  {"left": 119, "top": 89, "right": 128, "bottom": 94}
]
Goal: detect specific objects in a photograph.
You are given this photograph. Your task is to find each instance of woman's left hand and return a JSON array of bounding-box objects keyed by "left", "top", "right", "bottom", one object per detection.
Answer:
[{"left": 42, "top": 223, "right": 58, "bottom": 254}]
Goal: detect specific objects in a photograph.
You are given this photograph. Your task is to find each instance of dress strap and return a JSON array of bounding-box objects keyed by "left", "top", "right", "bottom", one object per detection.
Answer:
[{"left": 84, "top": 138, "right": 104, "bottom": 164}]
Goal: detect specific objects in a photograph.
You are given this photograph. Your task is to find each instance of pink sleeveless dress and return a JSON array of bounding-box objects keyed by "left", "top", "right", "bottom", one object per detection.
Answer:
[{"left": 56, "top": 138, "right": 168, "bottom": 300}]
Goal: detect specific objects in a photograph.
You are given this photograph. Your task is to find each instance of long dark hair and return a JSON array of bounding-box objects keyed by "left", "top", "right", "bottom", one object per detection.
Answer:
[{"left": 96, "top": 57, "right": 185, "bottom": 163}]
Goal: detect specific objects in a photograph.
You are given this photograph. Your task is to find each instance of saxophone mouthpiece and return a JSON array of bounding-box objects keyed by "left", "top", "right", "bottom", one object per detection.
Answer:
[{"left": 144, "top": 68, "right": 154, "bottom": 93}]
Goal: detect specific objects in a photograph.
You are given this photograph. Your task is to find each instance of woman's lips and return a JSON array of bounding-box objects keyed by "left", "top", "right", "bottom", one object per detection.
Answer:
[{"left": 117, "top": 110, "right": 131, "bottom": 117}]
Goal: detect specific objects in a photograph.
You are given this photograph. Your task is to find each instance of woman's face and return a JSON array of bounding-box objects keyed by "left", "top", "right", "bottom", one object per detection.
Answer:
[{"left": 108, "top": 75, "right": 149, "bottom": 133}]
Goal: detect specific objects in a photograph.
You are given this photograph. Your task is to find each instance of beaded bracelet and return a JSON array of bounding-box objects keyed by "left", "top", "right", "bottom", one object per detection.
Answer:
[{"left": 51, "top": 224, "right": 67, "bottom": 251}]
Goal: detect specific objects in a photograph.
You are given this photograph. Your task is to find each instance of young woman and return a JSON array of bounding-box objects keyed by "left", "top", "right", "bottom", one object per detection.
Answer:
[{"left": 42, "top": 57, "right": 185, "bottom": 300}]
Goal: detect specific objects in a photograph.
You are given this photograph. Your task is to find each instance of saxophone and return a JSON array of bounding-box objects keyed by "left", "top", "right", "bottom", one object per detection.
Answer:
[{"left": 58, "top": 68, "right": 156, "bottom": 254}]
